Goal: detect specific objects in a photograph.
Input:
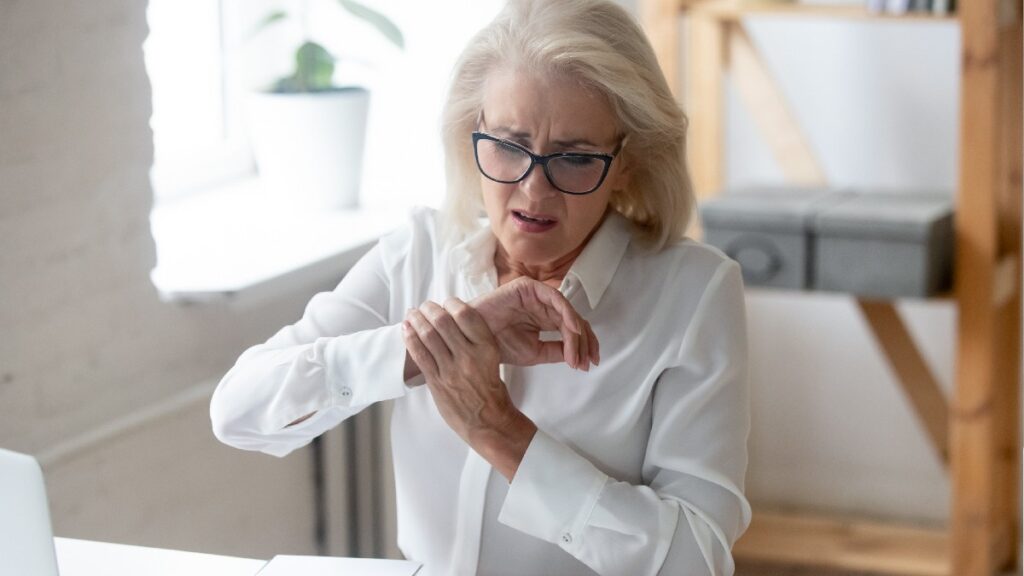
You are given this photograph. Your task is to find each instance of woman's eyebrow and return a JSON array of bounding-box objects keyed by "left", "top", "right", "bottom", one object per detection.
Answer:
[
  {"left": 488, "top": 127, "right": 601, "bottom": 148},
  {"left": 552, "top": 137, "right": 600, "bottom": 148},
  {"left": 489, "top": 126, "right": 531, "bottom": 141}
]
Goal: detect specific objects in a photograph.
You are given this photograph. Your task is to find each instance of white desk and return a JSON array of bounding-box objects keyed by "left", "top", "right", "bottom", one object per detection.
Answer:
[
  {"left": 53, "top": 538, "right": 422, "bottom": 576},
  {"left": 54, "top": 537, "right": 266, "bottom": 576}
]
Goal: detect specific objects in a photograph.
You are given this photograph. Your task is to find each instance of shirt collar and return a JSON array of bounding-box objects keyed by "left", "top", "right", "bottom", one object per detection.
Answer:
[
  {"left": 449, "top": 210, "right": 633, "bottom": 309},
  {"left": 562, "top": 210, "right": 633, "bottom": 309}
]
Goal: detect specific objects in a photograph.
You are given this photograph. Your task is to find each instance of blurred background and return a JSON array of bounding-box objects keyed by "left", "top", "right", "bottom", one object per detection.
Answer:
[{"left": 0, "top": 0, "right": 1019, "bottom": 574}]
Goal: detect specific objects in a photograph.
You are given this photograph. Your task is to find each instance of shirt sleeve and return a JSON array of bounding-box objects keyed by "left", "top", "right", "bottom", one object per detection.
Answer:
[
  {"left": 210, "top": 240, "right": 412, "bottom": 458},
  {"left": 497, "top": 260, "right": 751, "bottom": 576}
]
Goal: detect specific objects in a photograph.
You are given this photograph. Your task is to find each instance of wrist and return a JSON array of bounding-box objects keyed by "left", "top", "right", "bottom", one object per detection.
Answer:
[
  {"left": 470, "top": 408, "right": 537, "bottom": 482},
  {"left": 468, "top": 297, "right": 502, "bottom": 333}
]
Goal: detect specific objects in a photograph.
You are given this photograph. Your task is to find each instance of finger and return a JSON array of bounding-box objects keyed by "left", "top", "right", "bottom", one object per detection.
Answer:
[
  {"left": 561, "top": 327, "right": 579, "bottom": 370},
  {"left": 402, "top": 322, "right": 439, "bottom": 381},
  {"left": 536, "top": 341, "right": 566, "bottom": 365},
  {"left": 406, "top": 308, "right": 453, "bottom": 367},
  {"left": 576, "top": 319, "right": 590, "bottom": 372},
  {"left": 419, "top": 301, "right": 471, "bottom": 352},
  {"left": 520, "top": 280, "right": 581, "bottom": 335},
  {"left": 527, "top": 287, "right": 586, "bottom": 365},
  {"left": 443, "top": 297, "right": 495, "bottom": 345},
  {"left": 538, "top": 285, "right": 582, "bottom": 335},
  {"left": 587, "top": 320, "right": 601, "bottom": 366},
  {"left": 537, "top": 298, "right": 580, "bottom": 369}
]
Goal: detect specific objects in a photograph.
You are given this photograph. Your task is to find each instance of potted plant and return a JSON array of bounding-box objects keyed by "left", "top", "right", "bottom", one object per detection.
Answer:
[{"left": 246, "top": 0, "right": 404, "bottom": 210}]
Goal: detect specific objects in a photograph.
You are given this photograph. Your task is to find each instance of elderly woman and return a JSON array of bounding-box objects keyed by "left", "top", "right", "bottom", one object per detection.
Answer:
[{"left": 211, "top": 0, "right": 750, "bottom": 574}]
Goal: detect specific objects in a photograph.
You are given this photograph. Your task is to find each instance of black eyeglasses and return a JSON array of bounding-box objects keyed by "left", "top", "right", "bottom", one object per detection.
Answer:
[{"left": 471, "top": 131, "right": 625, "bottom": 195}]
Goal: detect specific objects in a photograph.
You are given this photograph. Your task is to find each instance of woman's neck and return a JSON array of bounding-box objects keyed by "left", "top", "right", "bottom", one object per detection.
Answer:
[{"left": 494, "top": 242, "right": 584, "bottom": 289}]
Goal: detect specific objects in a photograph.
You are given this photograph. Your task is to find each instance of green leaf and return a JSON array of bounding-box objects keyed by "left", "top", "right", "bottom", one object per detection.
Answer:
[
  {"left": 338, "top": 0, "right": 405, "bottom": 50},
  {"left": 294, "top": 41, "right": 336, "bottom": 91},
  {"left": 249, "top": 9, "right": 287, "bottom": 40}
]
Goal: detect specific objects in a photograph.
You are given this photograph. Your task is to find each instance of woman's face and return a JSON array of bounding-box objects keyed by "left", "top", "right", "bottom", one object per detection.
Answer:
[{"left": 477, "top": 69, "right": 629, "bottom": 268}]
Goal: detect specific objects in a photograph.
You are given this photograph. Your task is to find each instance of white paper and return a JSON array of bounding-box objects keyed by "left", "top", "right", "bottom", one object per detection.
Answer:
[{"left": 256, "top": 554, "right": 422, "bottom": 576}]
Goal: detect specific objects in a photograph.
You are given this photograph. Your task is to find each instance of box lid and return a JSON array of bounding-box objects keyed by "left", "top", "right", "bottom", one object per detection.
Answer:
[
  {"left": 700, "top": 186, "right": 847, "bottom": 234},
  {"left": 812, "top": 192, "right": 954, "bottom": 242}
]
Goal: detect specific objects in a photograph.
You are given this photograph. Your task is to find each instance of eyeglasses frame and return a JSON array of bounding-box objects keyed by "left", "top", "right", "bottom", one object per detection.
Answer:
[{"left": 471, "top": 131, "right": 625, "bottom": 195}]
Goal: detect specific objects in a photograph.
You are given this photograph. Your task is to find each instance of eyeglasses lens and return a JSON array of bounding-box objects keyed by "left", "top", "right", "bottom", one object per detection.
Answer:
[
  {"left": 547, "top": 156, "right": 605, "bottom": 194},
  {"left": 476, "top": 138, "right": 532, "bottom": 182}
]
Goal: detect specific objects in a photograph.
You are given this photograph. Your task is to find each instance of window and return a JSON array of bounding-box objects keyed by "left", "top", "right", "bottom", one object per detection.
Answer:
[
  {"left": 144, "top": 1, "right": 505, "bottom": 299},
  {"left": 144, "top": 0, "right": 505, "bottom": 207},
  {"left": 145, "top": 0, "right": 249, "bottom": 200}
]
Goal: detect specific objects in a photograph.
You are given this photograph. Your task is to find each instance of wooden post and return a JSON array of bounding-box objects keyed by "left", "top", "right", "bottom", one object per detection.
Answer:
[
  {"left": 686, "top": 13, "right": 727, "bottom": 205},
  {"left": 951, "top": 1, "right": 1013, "bottom": 574},
  {"left": 639, "top": 0, "right": 683, "bottom": 95},
  {"left": 992, "top": 4, "right": 1022, "bottom": 570},
  {"left": 670, "top": 10, "right": 727, "bottom": 241}
]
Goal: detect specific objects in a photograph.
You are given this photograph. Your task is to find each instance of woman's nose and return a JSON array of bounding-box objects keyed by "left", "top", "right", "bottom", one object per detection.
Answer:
[{"left": 519, "top": 163, "right": 559, "bottom": 200}]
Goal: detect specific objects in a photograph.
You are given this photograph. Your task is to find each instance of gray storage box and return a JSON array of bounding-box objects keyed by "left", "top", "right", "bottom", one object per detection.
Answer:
[
  {"left": 812, "top": 192, "right": 954, "bottom": 298},
  {"left": 700, "top": 187, "right": 848, "bottom": 289}
]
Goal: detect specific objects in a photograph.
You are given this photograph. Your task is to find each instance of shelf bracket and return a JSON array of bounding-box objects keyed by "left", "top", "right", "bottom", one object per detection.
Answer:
[
  {"left": 727, "top": 20, "right": 828, "bottom": 186},
  {"left": 856, "top": 300, "right": 950, "bottom": 468}
]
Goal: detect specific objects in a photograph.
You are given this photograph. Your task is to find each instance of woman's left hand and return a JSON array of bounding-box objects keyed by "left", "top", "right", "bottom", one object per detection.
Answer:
[{"left": 402, "top": 298, "right": 537, "bottom": 480}]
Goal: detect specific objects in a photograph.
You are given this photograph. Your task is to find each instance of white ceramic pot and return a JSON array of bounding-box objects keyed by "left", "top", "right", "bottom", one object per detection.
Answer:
[{"left": 247, "top": 88, "right": 370, "bottom": 210}]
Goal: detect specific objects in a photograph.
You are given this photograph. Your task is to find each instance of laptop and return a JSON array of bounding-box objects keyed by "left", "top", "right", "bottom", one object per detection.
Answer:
[{"left": 0, "top": 447, "right": 60, "bottom": 576}]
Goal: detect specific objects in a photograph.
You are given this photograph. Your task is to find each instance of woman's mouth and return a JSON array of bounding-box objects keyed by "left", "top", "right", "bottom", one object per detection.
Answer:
[{"left": 511, "top": 210, "right": 558, "bottom": 233}]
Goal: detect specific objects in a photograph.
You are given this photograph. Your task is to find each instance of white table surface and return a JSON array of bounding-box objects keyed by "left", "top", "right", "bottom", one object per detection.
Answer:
[{"left": 54, "top": 537, "right": 266, "bottom": 576}]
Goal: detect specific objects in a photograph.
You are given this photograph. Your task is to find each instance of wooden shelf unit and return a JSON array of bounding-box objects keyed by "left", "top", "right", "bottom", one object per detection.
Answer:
[{"left": 638, "top": 1, "right": 1022, "bottom": 575}]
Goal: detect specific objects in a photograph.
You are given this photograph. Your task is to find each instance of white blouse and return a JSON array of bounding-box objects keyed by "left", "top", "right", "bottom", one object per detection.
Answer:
[{"left": 210, "top": 206, "right": 751, "bottom": 576}]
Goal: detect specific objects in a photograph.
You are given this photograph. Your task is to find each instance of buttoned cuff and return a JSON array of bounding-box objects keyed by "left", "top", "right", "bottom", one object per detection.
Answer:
[
  {"left": 497, "top": 429, "right": 609, "bottom": 555},
  {"left": 325, "top": 323, "right": 409, "bottom": 407}
]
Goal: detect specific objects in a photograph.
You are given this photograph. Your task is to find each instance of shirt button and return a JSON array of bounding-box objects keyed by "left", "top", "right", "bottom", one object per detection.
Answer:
[
  {"left": 560, "top": 533, "right": 573, "bottom": 545},
  {"left": 339, "top": 387, "right": 352, "bottom": 399}
]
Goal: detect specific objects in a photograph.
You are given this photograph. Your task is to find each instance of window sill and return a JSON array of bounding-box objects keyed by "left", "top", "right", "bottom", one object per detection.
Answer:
[{"left": 149, "top": 178, "right": 407, "bottom": 304}]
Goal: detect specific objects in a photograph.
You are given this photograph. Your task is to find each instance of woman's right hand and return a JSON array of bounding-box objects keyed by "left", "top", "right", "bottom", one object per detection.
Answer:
[{"left": 468, "top": 277, "right": 600, "bottom": 371}]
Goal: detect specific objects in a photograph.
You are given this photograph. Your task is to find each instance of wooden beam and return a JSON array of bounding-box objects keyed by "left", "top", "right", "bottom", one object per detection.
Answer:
[
  {"left": 991, "top": 4, "right": 1022, "bottom": 570},
  {"left": 690, "top": 0, "right": 955, "bottom": 23},
  {"left": 856, "top": 300, "right": 950, "bottom": 468},
  {"left": 686, "top": 12, "right": 727, "bottom": 208},
  {"left": 639, "top": 0, "right": 683, "bottom": 95},
  {"left": 734, "top": 510, "right": 949, "bottom": 576},
  {"left": 951, "top": 1, "right": 1006, "bottom": 574},
  {"left": 728, "top": 22, "right": 828, "bottom": 186}
]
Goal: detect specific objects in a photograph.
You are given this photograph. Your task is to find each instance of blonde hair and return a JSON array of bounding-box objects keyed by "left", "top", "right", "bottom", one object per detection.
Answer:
[{"left": 439, "top": 0, "right": 693, "bottom": 251}]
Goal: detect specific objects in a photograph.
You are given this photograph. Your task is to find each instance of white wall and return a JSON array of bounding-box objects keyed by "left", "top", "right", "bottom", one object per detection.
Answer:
[
  {"left": 0, "top": 0, "right": 329, "bottom": 558},
  {"left": 731, "top": 17, "right": 959, "bottom": 524}
]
